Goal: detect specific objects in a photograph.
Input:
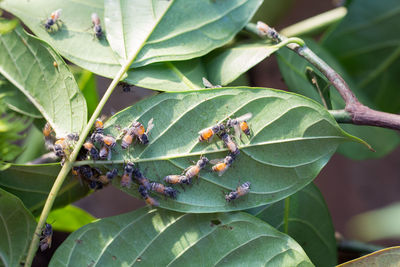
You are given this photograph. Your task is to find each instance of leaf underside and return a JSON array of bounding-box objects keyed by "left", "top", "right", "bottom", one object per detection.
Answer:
[
  {"left": 96, "top": 87, "right": 357, "bottom": 213},
  {"left": 50, "top": 208, "right": 313, "bottom": 266}
]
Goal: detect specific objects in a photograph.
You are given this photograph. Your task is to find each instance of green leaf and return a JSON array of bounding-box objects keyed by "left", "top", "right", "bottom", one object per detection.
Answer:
[
  {"left": 0, "top": 75, "right": 42, "bottom": 118},
  {"left": 105, "top": 0, "right": 262, "bottom": 67},
  {"left": 0, "top": 26, "right": 87, "bottom": 136},
  {"left": 338, "top": 247, "right": 400, "bottom": 267},
  {"left": 248, "top": 183, "right": 337, "bottom": 267},
  {"left": 100, "top": 87, "right": 359, "bottom": 212},
  {"left": 0, "top": 18, "right": 18, "bottom": 34},
  {"left": 277, "top": 38, "right": 400, "bottom": 160},
  {"left": 347, "top": 202, "right": 400, "bottom": 242},
  {"left": 0, "top": 164, "right": 89, "bottom": 216},
  {"left": 204, "top": 41, "right": 280, "bottom": 86},
  {"left": 43, "top": 205, "right": 96, "bottom": 233},
  {"left": 0, "top": 188, "right": 36, "bottom": 267},
  {"left": 72, "top": 68, "right": 99, "bottom": 117},
  {"left": 50, "top": 208, "right": 313, "bottom": 266},
  {"left": 322, "top": 0, "right": 400, "bottom": 114}
]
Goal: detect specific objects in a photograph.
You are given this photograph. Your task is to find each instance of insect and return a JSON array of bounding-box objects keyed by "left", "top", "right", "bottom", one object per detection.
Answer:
[
  {"left": 131, "top": 118, "right": 154, "bottom": 145},
  {"left": 202, "top": 77, "right": 222, "bottom": 89},
  {"left": 120, "top": 127, "right": 135, "bottom": 149},
  {"left": 119, "top": 82, "right": 132, "bottom": 92},
  {"left": 226, "top": 113, "right": 252, "bottom": 139},
  {"left": 139, "top": 185, "right": 159, "bottom": 206},
  {"left": 83, "top": 140, "right": 100, "bottom": 160},
  {"left": 225, "top": 182, "right": 251, "bottom": 202},
  {"left": 210, "top": 154, "right": 235, "bottom": 176},
  {"left": 218, "top": 131, "right": 240, "bottom": 156},
  {"left": 132, "top": 168, "right": 151, "bottom": 191},
  {"left": 121, "top": 162, "right": 134, "bottom": 188},
  {"left": 198, "top": 123, "right": 225, "bottom": 142},
  {"left": 98, "top": 168, "right": 118, "bottom": 185},
  {"left": 43, "top": 122, "right": 53, "bottom": 139},
  {"left": 183, "top": 156, "right": 209, "bottom": 182},
  {"left": 43, "top": 9, "right": 62, "bottom": 32},
  {"left": 91, "top": 13, "right": 103, "bottom": 39},
  {"left": 54, "top": 133, "right": 78, "bottom": 158},
  {"left": 150, "top": 182, "right": 178, "bottom": 199},
  {"left": 39, "top": 223, "right": 53, "bottom": 251},
  {"left": 163, "top": 175, "right": 191, "bottom": 185},
  {"left": 99, "top": 144, "right": 112, "bottom": 160}
]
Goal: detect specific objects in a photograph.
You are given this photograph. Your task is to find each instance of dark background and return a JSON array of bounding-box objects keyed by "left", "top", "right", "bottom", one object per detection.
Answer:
[{"left": 33, "top": 0, "right": 400, "bottom": 265}]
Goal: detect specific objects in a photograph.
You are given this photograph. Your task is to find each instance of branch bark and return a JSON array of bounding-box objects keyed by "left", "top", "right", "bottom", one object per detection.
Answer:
[{"left": 253, "top": 21, "right": 400, "bottom": 131}]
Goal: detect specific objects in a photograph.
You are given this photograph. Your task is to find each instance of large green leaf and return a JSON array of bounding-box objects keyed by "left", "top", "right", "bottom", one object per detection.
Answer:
[
  {"left": 0, "top": 26, "right": 87, "bottom": 136},
  {"left": 43, "top": 205, "right": 96, "bottom": 233},
  {"left": 0, "top": 188, "right": 36, "bottom": 267},
  {"left": 277, "top": 39, "right": 400, "bottom": 160},
  {"left": 0, "top": 164, "right": 89, "bottom": 216},
  {"left": 322, "top": 0, "right": 400, "bottom": 114},
  {"left": 99, "top": 87, "right": 360, "bottom": 212},
  {"left": 104, "top": 0, "right": 262, "bottom": 67},
  {"left": 0, "top": 76, "right": 42, "bottom": 119},
  {"left": 338, "top": 247, "right": 400, "bottom": 267},
  {"left": 50, "top": 208, "right": 313, "bottom": 266},
  {"left": 248, "top": 183, "right": 337, "bottom": 267},
  {"left": 0, "top": 0, "right": 262, "bottom": 81}
]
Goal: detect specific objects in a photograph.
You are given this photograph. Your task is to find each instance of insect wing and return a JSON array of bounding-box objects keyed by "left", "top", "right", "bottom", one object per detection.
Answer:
[
  {"left": 236, "top": 113, "right": 252, "bottom": 122},
  {"left": 233, "top": 124, "right": 241, "bottom": 141},
  {"left": 146, "top": 118, "right": 154, "bottom": 134},
  {"left": 209, "top": 158, "right": 224, "bottom": 164},
  {"left": 202, "top": 77, "right": 214, "bottom": 88}
]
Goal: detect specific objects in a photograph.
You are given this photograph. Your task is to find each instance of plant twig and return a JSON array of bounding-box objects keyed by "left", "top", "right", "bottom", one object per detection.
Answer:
[
  {"left": 26, "top": 152, "right": 58, "bottom": 164},
  {"left": 249, "top": 21, "right": 400, "bottom": 131},
  {"left": 24, "top": 54, "right": 139, "bottom": 267},
  {"left": 337, "top": 239, "right": 384, "bottom": 255}
]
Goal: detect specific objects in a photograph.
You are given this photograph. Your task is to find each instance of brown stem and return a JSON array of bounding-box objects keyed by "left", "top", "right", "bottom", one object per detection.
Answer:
[{"left": 255, "top": 21, "right": 400, "bottom": 131}]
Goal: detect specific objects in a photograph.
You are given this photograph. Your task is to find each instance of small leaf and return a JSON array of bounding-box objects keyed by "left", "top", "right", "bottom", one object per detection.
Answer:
[
  {"left": 0, "top": 188, "right": 36, "bottom": 267},
  {"left": 277, "top": 38, "right": 400, "bottom": 160},
  {"left": 347, "top": 202, "right": 400, "bottom": 242},
  {"left": 0, "top": 163, "right": 89, "bottom": 216},
  {"left": 0, "top": 75, "right": 42, "bottom": 118},
  {"left": 104, "top": 0, "right": 262, "bottom": 67},
  {"left": 0, "top": 26, "right": 87, "bottom": 136},
  {"left": 338, "top": 247, "right": 400, "bottom": 267},
  {"left": 102, "top": 87, "right": 360, "bottom": 212},
  {"left": 43, "top": 205, "right": 96, "bottom": 233},
  {"left": 50, "top": 208, "right": 313, "bottom": 266},
  {"left": 248, "top": 183, "right": 337, "bottom": 267},
  {"left": 323, "top": 0, "right": 400, "bottom": 114},
  {"left": 0, "top": 17, "right": 18, "bottom": 34},
  {"left": 205, "top": 41, "right": 280, "bottom": 86}
]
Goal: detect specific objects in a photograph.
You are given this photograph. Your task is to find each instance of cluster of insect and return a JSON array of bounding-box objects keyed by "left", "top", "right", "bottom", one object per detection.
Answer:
[
  {"left": 44, "top": 112, "right": 253, "bottom": 207},
  {"left": 43, "top": 9, "right": 102, "bottom": 39}
]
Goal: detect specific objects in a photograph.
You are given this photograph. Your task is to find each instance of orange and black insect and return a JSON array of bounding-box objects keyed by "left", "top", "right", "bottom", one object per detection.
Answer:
[
  {"left": 91, "top": 13, "right": 103, "bottom": 39},
  {"left": 83, "top": 140, "right": 100, "bottom": 160},
  {"left": 183, "top": 156, "right": 209, "bottom": 181},
  {"left": 98, "top": 168, "right": 118, "bottom": 185},
  {"left": 42, "top": 122, "right": 53, "bottom": 139},
  {"left": 163, "top": 175, "right": 191, "bottom": 185},
  {"left": 39, "top": 223, "right": 53, "bottom": 251},
  {"left": 131, "top": 118, "right": 154, "bottom": 145},
  {"left": 198, "top": 123, "right": 225, "bottom": 142},
  {"left": 99, "top": 144, "right": 111, "bottom": 160},
  {"left": 132, "top": 168, "right": 151, "bottom": 191},
  {"left": 218, "top": 131, "right": 240, "bottom": 156},
  {"left": 121, "top": 127, "right": 135, "bottom": 149},
  {"left": 43, "top": 9, "right": 62, "bottom": 31},
  {"left": 226, "top": 113, "right": 252, "bottom": 139},
  {"left": 150, "top": 182, "right": 178, "bottom": 199},
  {"left": 225, "top": 182, "right": 251, "bottom": 202},
  {"left": 210, "top": 154, "right": 235, "bottom": 176},
  {"left": 121, "top": 162, "right": 134, "bottom": 188},
  {"left": 139, "top": 185, "right": 159, "bottom": 207}
]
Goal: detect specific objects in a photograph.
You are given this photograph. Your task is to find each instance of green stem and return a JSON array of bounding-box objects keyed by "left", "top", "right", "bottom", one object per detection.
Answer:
[
  {"left": 337, "top": 239, "right": 384, "bottom": 255},
  {"left": 24, "top": 55, "right": 138, "bottom": 267},
  {"left": 280, "top": 7, "right": 347, "bottom": 37},
  {"left": 329, "top": 109, "right": 352, "bottom": 123}
]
